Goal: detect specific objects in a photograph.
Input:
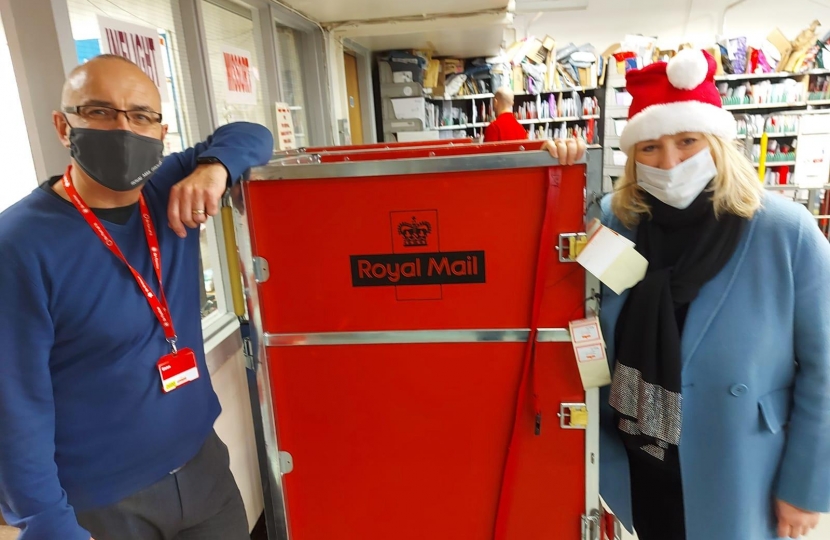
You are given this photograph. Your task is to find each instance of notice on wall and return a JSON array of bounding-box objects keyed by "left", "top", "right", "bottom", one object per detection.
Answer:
[
  {"left": 222, "top": 46, "right": 257, "bottom": 105},
  {"left": 275, "top": 103, "right": 297, "bottom": 150},
  {"left": 97, "top": 15, "right": 170, "bottom": 102}
]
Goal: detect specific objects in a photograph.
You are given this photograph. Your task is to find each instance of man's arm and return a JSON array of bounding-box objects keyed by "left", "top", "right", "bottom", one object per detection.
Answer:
[
  {"left": 149, "top": 122, "right": 273, "bottom": 238},
  {"left": 0, "top": 256, "right": 90, "bottom": 540}
]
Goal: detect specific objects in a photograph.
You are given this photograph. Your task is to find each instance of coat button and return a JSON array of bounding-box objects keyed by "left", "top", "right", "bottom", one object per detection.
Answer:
[{"left": 730, "top": 384, "right": 748, "bottom": 397}]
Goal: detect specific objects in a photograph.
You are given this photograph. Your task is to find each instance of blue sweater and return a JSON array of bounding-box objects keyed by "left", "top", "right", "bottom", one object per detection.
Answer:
[{"left": 0, "top": 122, "right": 273, "bottom": 540}]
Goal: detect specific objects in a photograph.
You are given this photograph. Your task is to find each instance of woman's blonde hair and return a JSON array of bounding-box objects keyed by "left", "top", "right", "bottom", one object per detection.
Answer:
[{"left": 611, "top": 133, "right": 764, "bottom": 228}]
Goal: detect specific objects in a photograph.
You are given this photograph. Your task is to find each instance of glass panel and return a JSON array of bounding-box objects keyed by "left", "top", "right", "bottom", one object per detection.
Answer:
[
  {"left": 202, "top": 0, "right": 270, "bottom": 128},
  {"left": 199, "top": 223, "right": 218, "bottom": 318},
  {"left": 274, "top": 24, "right": 310, "bottom": 146}
]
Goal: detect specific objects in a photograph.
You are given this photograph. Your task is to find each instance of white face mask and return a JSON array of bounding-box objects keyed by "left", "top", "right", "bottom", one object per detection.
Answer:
[{"left": 635, "top": 147, "right": 717, "bottom": 210}]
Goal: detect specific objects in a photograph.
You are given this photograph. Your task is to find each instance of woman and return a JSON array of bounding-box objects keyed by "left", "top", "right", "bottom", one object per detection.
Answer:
[{"left": 598, "top": 49, "right": 830, "bottom": 540}]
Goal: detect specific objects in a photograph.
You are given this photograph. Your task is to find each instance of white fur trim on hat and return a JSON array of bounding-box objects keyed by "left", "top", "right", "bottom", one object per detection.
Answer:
[
  {"left": 666, "top": 49, "right": 708, "bottom": 90},
  {"left": 619, "top": 101, "right": 737, "bottom": 153}
]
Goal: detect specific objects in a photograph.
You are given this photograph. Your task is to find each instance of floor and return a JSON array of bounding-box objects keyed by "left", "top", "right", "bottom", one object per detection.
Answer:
[{"left": 0, "top": 514, "right": 269, "bottom": 540}]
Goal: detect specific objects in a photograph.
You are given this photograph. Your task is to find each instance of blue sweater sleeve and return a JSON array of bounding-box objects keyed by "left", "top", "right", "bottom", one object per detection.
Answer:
[
  {"left": 0, "top": 257, "right": 90, "bottom": 540},
  {"left": 776, "top": 207, "right": 830, "bottom": 511},
  {"left": 149, "top": 121, "right": 273, "bottom": 193}
]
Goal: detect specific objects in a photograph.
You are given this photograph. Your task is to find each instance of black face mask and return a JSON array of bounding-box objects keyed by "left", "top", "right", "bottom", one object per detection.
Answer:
[{"left": 69, "top": 128, "right": 164, "bottom": 192}]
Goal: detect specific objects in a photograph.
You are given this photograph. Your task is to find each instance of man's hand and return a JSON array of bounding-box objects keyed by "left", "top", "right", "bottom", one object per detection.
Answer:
[
  {"left": 542, "top": 138, "right": 587, "bottom": 166},
  {"left": 776, "top": 499, "right": 820, "bottom": 539},
  {"left": 168, "top": 163, "right": 228, "bottom": 238}
]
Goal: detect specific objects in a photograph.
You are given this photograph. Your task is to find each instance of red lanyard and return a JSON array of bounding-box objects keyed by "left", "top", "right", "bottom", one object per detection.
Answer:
[{"left": 62, "top": 165, "right": 179, "bottom": 353}]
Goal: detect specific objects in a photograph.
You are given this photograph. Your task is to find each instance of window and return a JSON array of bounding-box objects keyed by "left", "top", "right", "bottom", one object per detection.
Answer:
[
  {"left": 274, "top": 24, "right": 310, "bottom": 146},
  {"left": 0, "top": 11, "right": 37, "bottom": 212},
  {"left": 201, "top": 0, "right": 270, "bottom": 129},
  {"left": 66, "top": 0, "right": 221, "bottom": 322},
  {"left": 66, "top": 0, "right": 199, "bottom": 154}
]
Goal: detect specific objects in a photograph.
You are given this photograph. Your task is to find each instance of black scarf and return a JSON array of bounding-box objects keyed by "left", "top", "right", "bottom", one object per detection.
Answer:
[{"left": 609, "top": 189, "right": 745, "bottom": 464}]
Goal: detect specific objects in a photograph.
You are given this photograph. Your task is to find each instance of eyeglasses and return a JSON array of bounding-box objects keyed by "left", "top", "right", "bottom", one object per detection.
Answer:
[{"left": 62, "top": 105, "right": 163, "bottom": 127}]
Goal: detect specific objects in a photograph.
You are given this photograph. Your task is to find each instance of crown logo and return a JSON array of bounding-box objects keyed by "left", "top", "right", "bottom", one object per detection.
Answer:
[{"left": 397, "top": 217, "right": 432, "bottom": 247}]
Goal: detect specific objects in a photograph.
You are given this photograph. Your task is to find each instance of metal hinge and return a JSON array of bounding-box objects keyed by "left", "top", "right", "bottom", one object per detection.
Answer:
[
  {"left": 279, "top": 451, "right": 294, "bottom": 474},
  {"left": 581, "top": 509, "right": 601, "bottom": 540},
  {"left": 252, "top": 256, "right": 270, "bottom": 283},
  {"left": 557, "top": 232, "right": 589, "bottom": 262},
  {"left": 242, "top": 337, "right": 255, "bottom": 370},
  {"left": 559, "top": 403, "right": 589, "bottom": 429}
]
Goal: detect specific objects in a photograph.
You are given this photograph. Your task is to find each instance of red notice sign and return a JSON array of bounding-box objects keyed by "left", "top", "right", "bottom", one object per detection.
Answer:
[
  {"left": 221, "top": 46, "right": 257, "bottom": 105},
  {"left": 96, "top": 15, "right": 170, "bottom": 102}
]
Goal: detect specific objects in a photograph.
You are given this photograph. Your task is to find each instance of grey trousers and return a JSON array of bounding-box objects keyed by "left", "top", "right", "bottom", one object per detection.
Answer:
[{"left": 76, "top": 431, "right": 249, "bottom": 540}]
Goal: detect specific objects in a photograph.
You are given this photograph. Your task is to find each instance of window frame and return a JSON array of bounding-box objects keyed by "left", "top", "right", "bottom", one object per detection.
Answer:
[{"left": 262, "top": 2, "right": 334, "bottom": 147}]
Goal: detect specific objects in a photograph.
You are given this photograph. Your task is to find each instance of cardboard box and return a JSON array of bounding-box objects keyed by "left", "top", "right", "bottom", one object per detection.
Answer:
[
  {"left": 441, "top": 58, "right": 465, "bottom": 75},
  {"left": 424, "top": 59, "right": 441, "bottom": 88}
]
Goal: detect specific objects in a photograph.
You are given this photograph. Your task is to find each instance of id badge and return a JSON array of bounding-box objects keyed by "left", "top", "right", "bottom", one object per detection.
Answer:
[{"left": 157, "top": 348, "right": 200, "bottom": 393}]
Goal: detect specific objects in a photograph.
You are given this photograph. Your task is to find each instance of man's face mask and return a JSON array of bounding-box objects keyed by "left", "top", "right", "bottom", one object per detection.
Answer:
[{"left": 68, "top": 127, "right": 164, "bottom": 192}]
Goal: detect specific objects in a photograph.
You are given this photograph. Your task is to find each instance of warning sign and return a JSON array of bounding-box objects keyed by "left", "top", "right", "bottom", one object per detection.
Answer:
[{"left": 275, "top": 102, "right": 297, "bottom": 150}]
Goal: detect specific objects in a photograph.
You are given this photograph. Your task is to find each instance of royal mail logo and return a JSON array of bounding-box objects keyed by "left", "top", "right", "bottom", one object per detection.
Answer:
[
  {"left": 350, "top": 209, "right": 486, "bottom": 289},
  {"left": 397, "top": 217, "right": 431, "bottom": 247},
  {"left": 350, "top": 251, "right": 485, "bottom": 287}
]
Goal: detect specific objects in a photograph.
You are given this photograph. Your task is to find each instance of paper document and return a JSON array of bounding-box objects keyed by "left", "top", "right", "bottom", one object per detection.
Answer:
[
  {"left": 612, "top": 151, "right": 628, "bottom": 167},
  {"left": 391, "top": 97, "right": 426, "bottom": 124},
  {"left": 397, "top": 131, "right": 440, "bottom": 142}
]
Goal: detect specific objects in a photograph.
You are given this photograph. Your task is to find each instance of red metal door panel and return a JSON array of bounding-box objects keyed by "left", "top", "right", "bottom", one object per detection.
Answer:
[
  {"left": 301, "top": 138, "right": 473, "bottom": 153},
  {"left": 242, "top": 163, "right": 585, "bottom": 334},
  {"left": 266, "top": 341, "right": 584, "bottom": 540},
  {"left": 317, "top": 140, "right": 546, "bottom": 162}
]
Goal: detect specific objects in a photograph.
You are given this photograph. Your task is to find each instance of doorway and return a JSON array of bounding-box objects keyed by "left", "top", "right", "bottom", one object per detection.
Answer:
[{"left": 343, "top": 51, "right": 364, "bottom": 145}]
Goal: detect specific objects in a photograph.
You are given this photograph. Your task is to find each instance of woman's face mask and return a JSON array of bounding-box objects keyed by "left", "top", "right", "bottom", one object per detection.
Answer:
[{"left": 635, "top": 147, "right": 718, "bottom": 209}]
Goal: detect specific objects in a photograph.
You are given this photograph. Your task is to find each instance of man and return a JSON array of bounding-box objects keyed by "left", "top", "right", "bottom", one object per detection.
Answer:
[
  {"left": 0, "top": 55, "right": 273, "bottom": 540},
  {"left": 483, "top": 87, "right": 528, "bottom": 142}
]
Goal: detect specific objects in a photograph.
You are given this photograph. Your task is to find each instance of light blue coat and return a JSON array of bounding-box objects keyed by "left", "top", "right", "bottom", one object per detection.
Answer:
[{"left": 598, "top": 193, "right": 830, "bottom": 540}]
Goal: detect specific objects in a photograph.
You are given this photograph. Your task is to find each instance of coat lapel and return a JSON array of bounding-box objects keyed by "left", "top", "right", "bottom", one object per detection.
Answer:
[{"left": 679, "top": 216, "right": 758, "bottom": 371}]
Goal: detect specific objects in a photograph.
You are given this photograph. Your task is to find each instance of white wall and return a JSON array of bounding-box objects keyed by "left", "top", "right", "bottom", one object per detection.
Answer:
[
  {"left": 0, "top": 12, "right": 37, "bottom": 213},
  {"left": 516, "top": 0, "right": 830, "bottom": 54}
]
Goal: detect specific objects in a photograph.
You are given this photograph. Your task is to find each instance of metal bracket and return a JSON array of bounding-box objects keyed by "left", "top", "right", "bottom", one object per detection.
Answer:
[
  {"left": 559, "top": 402, "right": 589, "bottom": 429},
  {"left": 279, "top": 451, "right": 294, "bottom": 474},
  {"left": 252, "top": 256, "right": 270, "bottom": 283},
  {"left": 557, "top": 232, "right": 588, "bottom": 262},
  {"left": 581, "top": 510, "right": 601, "bottom": 540},
  {"left": 242, "top": 337, "right": 255, "bottom": 370}
]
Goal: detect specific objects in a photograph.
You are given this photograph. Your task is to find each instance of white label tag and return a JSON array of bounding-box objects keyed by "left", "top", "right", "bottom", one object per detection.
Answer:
[
  {"left": 576, "top": 218, "right": 648, "bottom": 295},
  {"left": 569, "top": 318, "right": 612, "bottom": 390}
]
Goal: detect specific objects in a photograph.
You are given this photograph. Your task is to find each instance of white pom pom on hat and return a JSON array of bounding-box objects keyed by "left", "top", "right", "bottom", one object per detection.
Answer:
[{"left": 666, "top": 48, "right": 709, "bottom": 90}]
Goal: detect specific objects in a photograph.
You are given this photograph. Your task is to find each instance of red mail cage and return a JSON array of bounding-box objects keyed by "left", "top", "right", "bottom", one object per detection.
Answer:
[{"left": 233, "top": 142, "right": 606, "bottom": 540}]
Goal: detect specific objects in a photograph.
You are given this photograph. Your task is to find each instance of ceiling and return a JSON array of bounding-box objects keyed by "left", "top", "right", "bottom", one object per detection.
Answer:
[
  {"left": 349, "top": 26, "right": 508, "bottom": 57},
  {"left": 282, "top": 0, "right": 511, "bottom": 24}
]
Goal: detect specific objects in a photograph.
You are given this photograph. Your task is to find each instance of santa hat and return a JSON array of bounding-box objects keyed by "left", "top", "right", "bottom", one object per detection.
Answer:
[{"left": 619, "top": 49, "right": 736, "bottom": 153}]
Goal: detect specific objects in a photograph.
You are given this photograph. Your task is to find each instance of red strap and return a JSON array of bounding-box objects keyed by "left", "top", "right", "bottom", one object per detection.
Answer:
[
  {"left": 61, "top": 166, "right": 179, "bottom": 351},
  {"left": 493, "top": 167, "right": 562, "bottom": 539}
]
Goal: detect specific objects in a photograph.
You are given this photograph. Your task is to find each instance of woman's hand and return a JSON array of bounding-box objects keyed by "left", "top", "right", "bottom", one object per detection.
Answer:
[
  {"left": 541, "top": 138, "right": 587, "bottom": 165},
  {"left": 776, "top": 499, "right": 820, "bottom": 538}
]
